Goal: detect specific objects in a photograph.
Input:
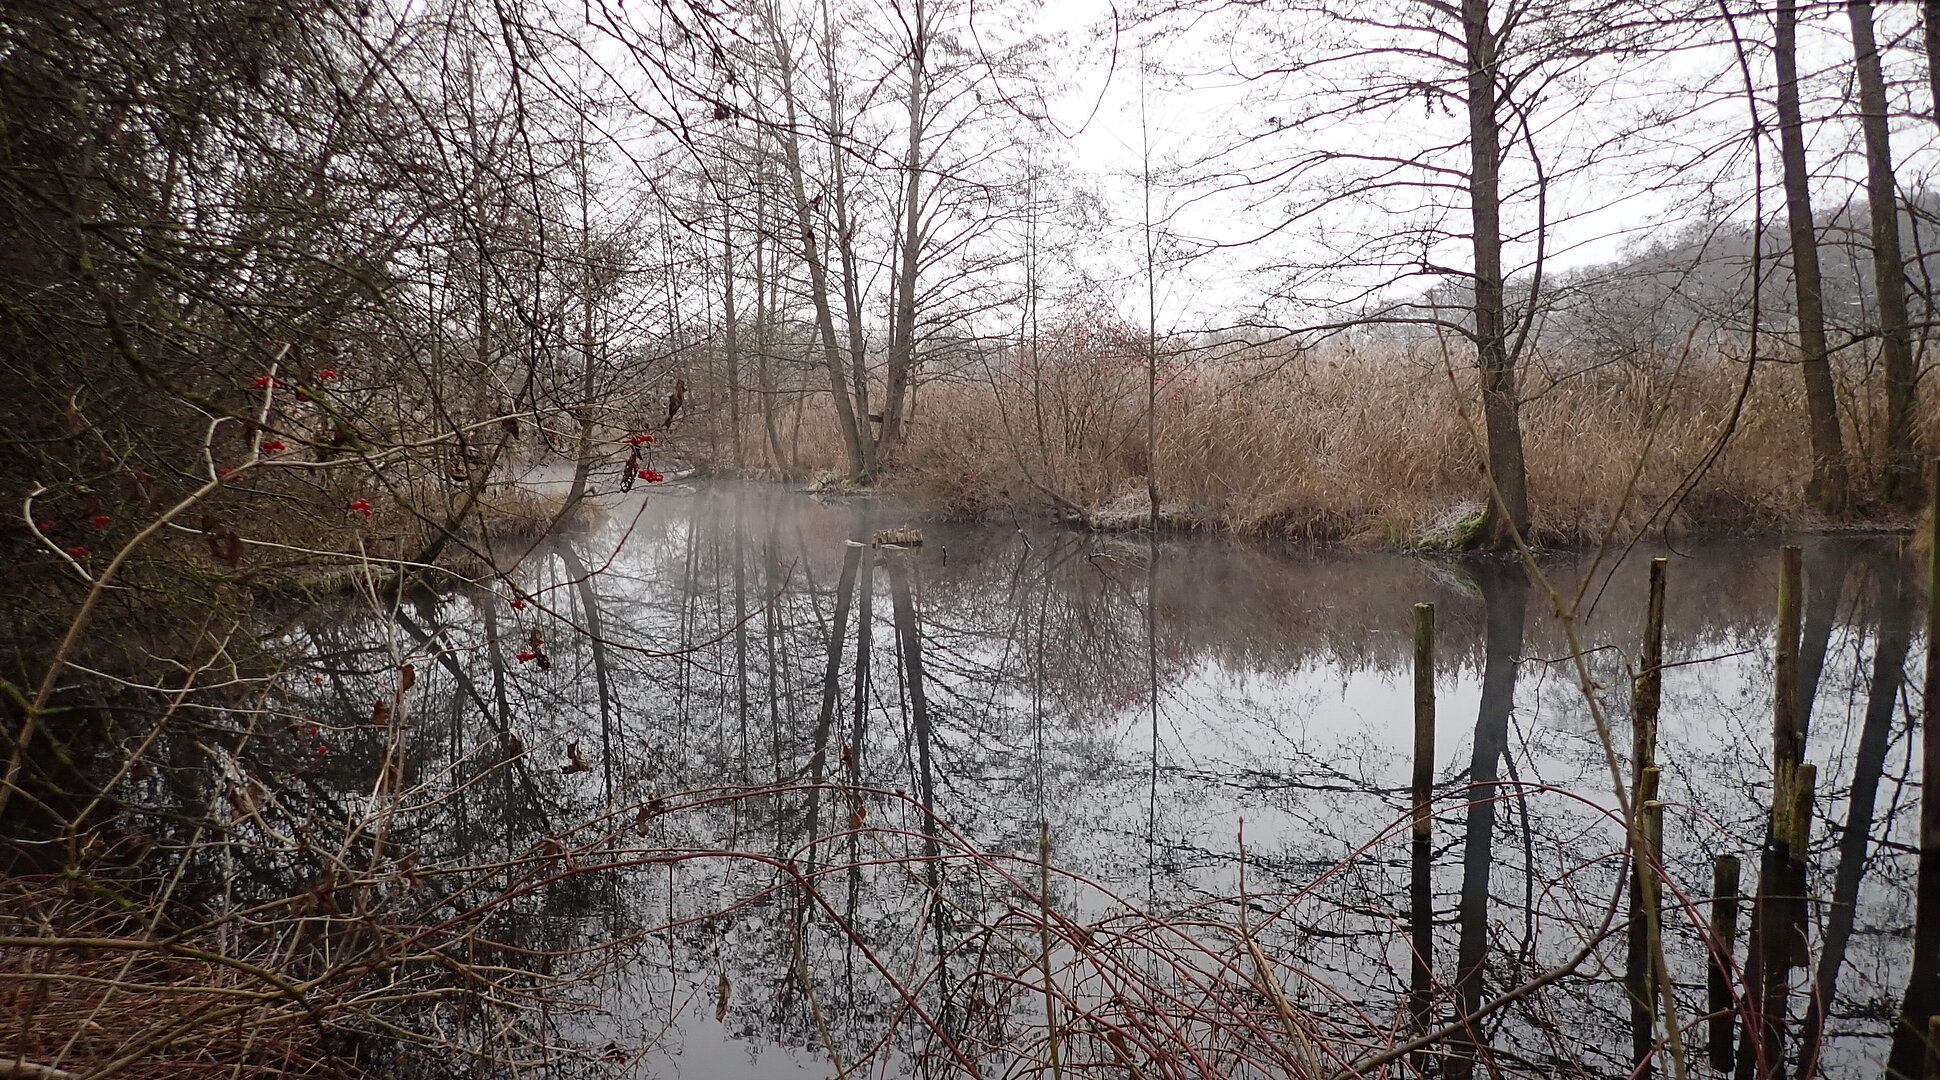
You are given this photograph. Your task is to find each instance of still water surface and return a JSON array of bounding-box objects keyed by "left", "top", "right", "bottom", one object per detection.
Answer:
[{"left": 297, "top": 483, "right": 1923, "bottom": 1078}]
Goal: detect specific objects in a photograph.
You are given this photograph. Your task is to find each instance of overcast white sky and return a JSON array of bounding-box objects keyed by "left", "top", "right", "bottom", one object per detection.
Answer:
[{"left": 1003, "top": 0, "right": 1940, "bottom": 331}]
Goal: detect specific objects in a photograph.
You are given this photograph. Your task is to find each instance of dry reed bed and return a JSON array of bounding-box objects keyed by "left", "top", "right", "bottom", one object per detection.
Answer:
[{"left": 880, "top": 349, "right": 1904, "bottom": 545}]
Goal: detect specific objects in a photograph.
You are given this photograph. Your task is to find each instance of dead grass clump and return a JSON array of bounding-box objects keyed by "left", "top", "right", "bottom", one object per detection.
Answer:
[
  {"left": 0, "top": 872, "right": 341, "bottom": 1079},
  {"left": 473, "top": 485, "right": 603, "bottom": 539}
]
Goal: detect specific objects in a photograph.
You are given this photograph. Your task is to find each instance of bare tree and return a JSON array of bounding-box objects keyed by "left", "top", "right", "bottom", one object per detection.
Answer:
[
  {"left": 1847, "top": 0, "right": 1920, "bottom": 507},
  {"left": 1776, "top": 0, "right": 1851, "bottom": 516}
]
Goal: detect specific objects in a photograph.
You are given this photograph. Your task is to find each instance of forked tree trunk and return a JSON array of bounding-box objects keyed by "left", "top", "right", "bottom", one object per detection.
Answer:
[
  {"left": 820, "top": 0, "right": 878, "bottom": 477},
  {"left": 765, "top": 8, "right": 865, "bottom": 476}
]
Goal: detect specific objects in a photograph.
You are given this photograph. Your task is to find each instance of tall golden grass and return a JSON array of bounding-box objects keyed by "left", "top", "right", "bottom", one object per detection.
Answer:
[
  {"left": 901, "top": 344, "right": 1918, "bottom": 545},
  {"left": 698, "top": 334, "right": 1920, "bottom": 545}
]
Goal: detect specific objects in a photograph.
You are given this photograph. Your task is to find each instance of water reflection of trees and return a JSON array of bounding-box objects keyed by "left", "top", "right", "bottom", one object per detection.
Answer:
[
  {"left": 11, "top": 485, "right": 1926, "bottom": 1077},
  {"left": 451, "top": 489, "right": 1920, "bottom": 1077}
]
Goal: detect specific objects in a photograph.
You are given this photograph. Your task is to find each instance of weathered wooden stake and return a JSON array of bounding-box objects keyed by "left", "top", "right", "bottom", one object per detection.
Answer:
[
  {"left": 1641, "top": 768, "right": 1687, "bottom": 1079},
  {"left": 1710, "top": 853, "right": 1742, "bottom": 1073},
  {"left": 1632, "top": 765, "right": 1664, "bottom": 1076},
  {"left": 1411, "top": 602, "right": 1436, "bottom": 1041},
  {"left": 1635, "top": 557, "right": 1668, "bottom": 777},
  {"left": 1631, "top": 558, "right": 1668, "bottom": 1077},
  {"left": 1774, "top": 545, "right": 1805, "bottom": 821},
  {"left": 1787, "top": 764, "right": 1816, "bottom": 966},
  {"left": 1739, "top": 544, "right": 1804, "bottom": 1080},
  {"left": 1039, "top": 819, "right": 1063, "bottom": 1080}
]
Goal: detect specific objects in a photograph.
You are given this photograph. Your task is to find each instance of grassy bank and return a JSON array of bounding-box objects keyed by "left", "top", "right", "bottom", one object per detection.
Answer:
[{"left": 731, "top": 344, "right": 1917, "bottom": 546}]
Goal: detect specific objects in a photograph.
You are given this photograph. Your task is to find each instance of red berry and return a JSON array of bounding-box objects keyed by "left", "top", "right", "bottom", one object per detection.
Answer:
[
  {"left": 63, "top": 546, "right": 87, "bottom": 558},
  {"left": 311, "top": 675, "right": 323, "bottom": 683},
  {"left": 89, "top": 515, "right": 110, "bottom": 528},
  {"left": 510, "top": 599, "right": 526, "bottom": 610},
  {"left": 253, "top": 375, "right": 275, "bottom": 388},
  {"left": 261, "top": 440, "right": 285, "bottom": 453},
  {"left": 318, "top": 368, "right": 338, "bottom": 379},
  {"left": 35, "top": 520, "right": 52, "bottom": 532}
]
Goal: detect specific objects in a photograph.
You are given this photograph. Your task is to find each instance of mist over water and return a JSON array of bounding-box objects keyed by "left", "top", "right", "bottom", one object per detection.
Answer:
[{"left": 298, "top": 484, "right": 1921, "bottom": 1077}]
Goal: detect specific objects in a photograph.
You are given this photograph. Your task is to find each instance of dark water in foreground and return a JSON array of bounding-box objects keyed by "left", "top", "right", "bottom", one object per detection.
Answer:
[{"left": 276, "top": 483, "right": 1921, "bottom": 1078}]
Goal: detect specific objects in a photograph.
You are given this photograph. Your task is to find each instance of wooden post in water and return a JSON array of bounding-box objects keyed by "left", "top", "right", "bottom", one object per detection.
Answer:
[
  {"left": 1641, "top": 768, "right": 1683, "bottom": 1074},
  {"left": 1739, "top": 544, "right": 1805, "bottom": 1080},
  {"left": 1631, "top": 558, "right": 1668, "bottom": 1078},
  {"left": 1410, "top": 602, "right": 1436, "bottom": 1043},
  {"left": 1886, "top": 459, "right": 1940, "bottom": 1080},
  {"left": 1631, "top": 765, "right": 1664, "bottom": 1076},
  {"left": 1039, "top": 819, "right": 1063, "bottom": 1080},
  {"left": 1787, "top": 763, "right": 1816, "bottom": 966},
  {"left": 1709, "top": 854, "right": 1742, "bottom": 1072}
]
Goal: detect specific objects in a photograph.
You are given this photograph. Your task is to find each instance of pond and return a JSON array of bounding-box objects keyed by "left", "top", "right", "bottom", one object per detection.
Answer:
[{"left": 270, "top": 482, "right": 1921, "bottom": 1078}]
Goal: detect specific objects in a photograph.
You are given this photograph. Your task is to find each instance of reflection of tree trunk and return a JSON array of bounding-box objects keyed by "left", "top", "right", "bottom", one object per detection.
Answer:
[
  {"left": 887, "top": 551, "right": 951, "bottom": 1034},
  {"left": 1446, "top": 559, "right": 1528, "bottom": 1080},
  {"left": 851, "top": 544, "right": 873, "bottom": 779},
  {"left": 1795, "top": 542, "right": 1851, "bottom": 742},
  {"left": 1800, "top": 554, "right": 1911, "bottom": 1075},
  {"left": 733, "top": 499, "right": 750, "bottom": 784},
  {"left": 396, "top": 610, "right": 551, "bottom": 834},
  {"left": 802, "top": 536, "right": 863, "bottom": 850},
  {"left": 842, "top": 543, "right": 874, "bottom": 996},
  {"left": 1888, "top": 487, "right": 1940, "bottom": 1075},
  {"left": 765, "top": 510, "right": 788, "bottom": 785},
  {"left": 558, "top": 541, "right": 617, "bottom": 802}
]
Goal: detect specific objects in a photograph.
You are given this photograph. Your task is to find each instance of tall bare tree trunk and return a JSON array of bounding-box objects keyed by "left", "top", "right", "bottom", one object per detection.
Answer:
[
  {"left": 881, "top": 0, "right": 928, "bottom": 463},
  {"left": 1777, "top": 0, "right": 1849, "bottom": 517},
  {"left": 820, "top": 0, "right": 878, "bottom": 477},
  {"left": 1849, "top": 0, "right": 1919, "bottom": 507},
  {"left": 1461, "top": 0, "right": 1530, "bottom": 551},
  {"left": 1928, "top": 1, "right": 1940, "bottom": 138},
  {"left": 564, "top": 128, "right": 600, "bottom": 510},
  {"left": 723, "top": 229, "right": 742, "bottom": 471},
  {"left": 753, "top": 168, "right": 785, "bottom": 470}
]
